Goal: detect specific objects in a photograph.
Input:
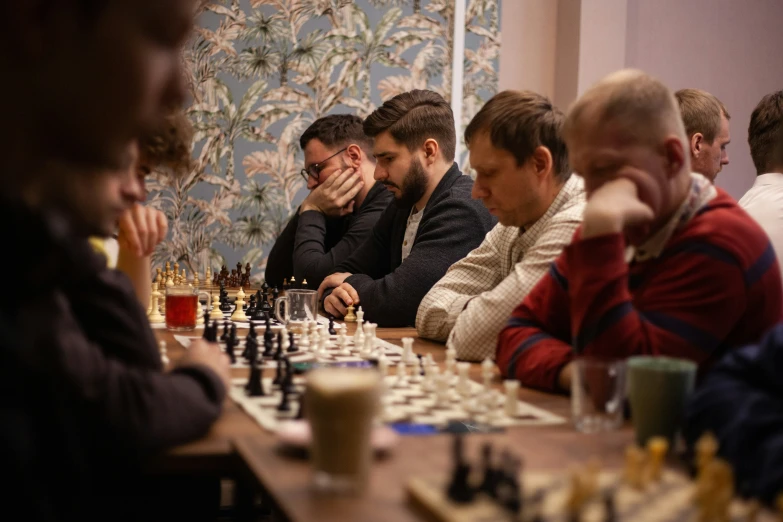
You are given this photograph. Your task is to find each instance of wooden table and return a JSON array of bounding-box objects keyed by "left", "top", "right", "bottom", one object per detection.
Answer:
[{"left": 155, "top": 323, "right": 633, "bottom": 521}]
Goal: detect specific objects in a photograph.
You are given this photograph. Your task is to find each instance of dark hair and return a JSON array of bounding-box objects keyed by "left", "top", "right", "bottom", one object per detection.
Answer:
[
  {"left": 138, "top": 110, "right": 194, "bottom": 177},
  {"left": 465, "top": 90, "right": 570, "bottom": 183},
  {"left": 675, "top": 88, "right": 730, "bottom": 143},
  {"left": 748, "top": 90, "right": 783, "bottom": 175},
  {"left": 363, "top": 90, "right": 456, "bottom": 162},
  {"left": 299, "top": 114, "right": 373, "bottom": 157}
]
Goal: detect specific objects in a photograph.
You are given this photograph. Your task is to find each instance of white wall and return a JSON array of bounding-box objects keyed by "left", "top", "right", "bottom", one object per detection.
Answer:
[
  {"left": 499, "top": 0, "right": 783, "bottom": 199},
  {"left": 624, "top": 0, "right": 783, "bottom": 199}
]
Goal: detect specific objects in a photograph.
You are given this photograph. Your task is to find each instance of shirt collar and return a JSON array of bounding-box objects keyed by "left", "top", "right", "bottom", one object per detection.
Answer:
[
  {"left": 517, "top": 174, "right": 585, "bottom": 243},
  {"left": 751, "top": 172, "right": 783, "bottom": 187},
  {"left": 626, "top": 172, "right": 717, "bottom": 262}
]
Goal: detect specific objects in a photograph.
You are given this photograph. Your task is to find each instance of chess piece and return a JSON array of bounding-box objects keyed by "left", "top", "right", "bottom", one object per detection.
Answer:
[
  {"left": 220, "top": 320, "right": 229, "bottom": 342},
  {"left": 456, "top": 362, "right": 471, "bottom": 397},
  {"left": 695, "top": 432, "right": 719, "bottom": 473},
  {"left": 205, "top": 265, "right": 212, "bottom": 284},
  {"left": 287, "top": 331, "right": 298, "bottom": 353},
  {"left": 209, "top": 292, "right": 223, "bottom": 320},
  {"left": 623, "top": 445, "right": 646, "bottom": 490},
  {"left": 277, "top": 386, "right": 291, "bottom": 412},
  {"left": 481, "top": 357, "right": 494, "bottom": 389},
  {"left": 246, "top": 365, "right": 265, "bottom": 397},
  {"left": 328, "top": 315, "right": 336, "bottom": 335},
  {"left": 219, "top": 284, "right": 231, "bottom": 312},
  {"left": 274, "top": 332, "right": 284, "bottom": 361},
  {"left": 282, "top": 278, "right": 288, "bottom": 291},
  {"left": 480, "top": 443, "right": 500, "bottom": 498},
  {"left": 394, "top": 362, "right": 408, "bottom": 387},
  {"left": 602, "top": 488, "right": 617, "bottom": 522},
  {"left": 246, "top": 294, "right": 257, "bottom": 317},
  {"left": 446, "top": 434, "right": 475, "bottom": 503},
  {"left": 231, "top": 287, "right": 249, "bottom": 321},
  {"left": 289, "top": 276, "right": 296, "bottom": 289},
  {"left": 504, "top": 380, "right": 520, "bottom": 417},
  {"left": 646, "top": 437, "right": 669, "bottom": 481},
  {"left": 273, "top": 356, "right": 284, "bottom": 386},
  {"left": 344, "top": 304, "right": 356, "bottom": 322},
  {"left": 242, "top": 333, "right": 257, "bottom": 362},
  {"left": 301, "top": 278, "right": 308, "bottom": 289},
  {"left": 193, "top": 271, "right": 200, "bottom": 288},
  {"left": 148, "top": 285, "right": 164, "bottom": 323},
  {"left": 158, "top": 341, "right": 169, "bottom": 365},
  {"left": 401, "top": 337, "right": 416, "bottom": 365},
  {"left": 497, "top": 457, "right": 523, "bottom": 514},
  {"left": 196, "top": 301, "right": 204, "bottom": 325},
  {"left": 264, "top": 315, "right": 275, "bottom": 343}
]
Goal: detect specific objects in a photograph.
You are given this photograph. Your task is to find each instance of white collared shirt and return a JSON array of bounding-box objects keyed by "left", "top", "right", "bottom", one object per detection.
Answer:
[{"left": 739, "top": 172, "right": 783, "bottom": 280}]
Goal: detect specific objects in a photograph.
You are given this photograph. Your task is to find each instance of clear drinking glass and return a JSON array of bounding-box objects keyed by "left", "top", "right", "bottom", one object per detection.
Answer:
[
  {"left": 305, "top": 368, "right": 381, "bottom": 494},
  {"left": 571, "top": 356, "right": 627, "bottom": 433},
  {"left": 275, "top": 289, "right": 318, "bottom": 333},
  {"left": 165, "top": 285, "right": 209, "bottom": 332}
]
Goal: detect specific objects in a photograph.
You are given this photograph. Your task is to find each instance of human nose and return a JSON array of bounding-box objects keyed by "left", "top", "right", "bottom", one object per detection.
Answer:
[
  {"left": 471, "top": 179, "right": 489, "bottom": 200},
  {"left": 307, "top": 176, "right": 318, "bottom": 190}
]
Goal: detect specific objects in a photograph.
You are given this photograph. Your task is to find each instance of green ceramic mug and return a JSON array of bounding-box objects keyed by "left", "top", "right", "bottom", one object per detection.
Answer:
[{"left": 627, "top": 356, "right": 697, "bottom": 447}]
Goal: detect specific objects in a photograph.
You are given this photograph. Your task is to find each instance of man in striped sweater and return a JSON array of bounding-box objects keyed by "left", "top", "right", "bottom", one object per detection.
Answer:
[{"left": 497, "top": 70, "right": 782, "bottom": 393}]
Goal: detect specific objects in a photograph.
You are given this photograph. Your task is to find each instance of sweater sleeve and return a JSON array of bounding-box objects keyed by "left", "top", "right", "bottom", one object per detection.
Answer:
[
  {"left": 265, "top": 212, "right": 298, "bottom": 288},
  {"left": 685, "top": 324, "right": 783, "bottom": 503},
  {"left": 293, "top": 190, "right": 390, "bottom": 288},
  {"left": 346, "top": 196, "right": 492, "bottom": 327}
]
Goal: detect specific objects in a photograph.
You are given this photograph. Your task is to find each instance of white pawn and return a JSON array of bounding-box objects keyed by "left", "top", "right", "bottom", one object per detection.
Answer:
[
  {"left": 504, "top": 380, "right": 520, "bottom": 417},
  {"left": 337, "top": 329, "right": 350, "bottom": 355},
  {"left": 159, "top": 340, "right": 169, "bottom": 365},
  {"left": 401, "top": 337, "right": 416, "bottom": 365},
  {"left": 408, "top": 356, "right": 423, "bottom": 384},
  {"left": 377, "top": 355, "right": 389, "bottom": 377},
  {"left": 354, "top": 307, "right": 365, "bottom": 343},
  {"left": 445, "top": 346, "right": 457, "bottom": 374},
  {"left": 281, "top": 328, "right": 291, "bottom": 352},
  {"left": 231, "top": 287, "right": 248, "bottom": 322},
  {"left": 148, "top": 284, "right": 164, "bottom": 324},
  {"left": 456, "top": 362, "right": 471, "bottom": 397},
  {"left": 299, "top": 328, "right": 311, "bottom": 351},
  {"left": 434, "top": 375, "right": 450, "bottom": 408},
  {"left": 394, "top": 361, "right": 408, "bottom": 387},
  {"left": 481, "top": 357, "right": 494, "bottom": 390},
  {"left": 209, "top": 292, "right": 223, "bottom": 320},
  {"left": 196, "top": 301, "right": 204, "bottom": 325}
]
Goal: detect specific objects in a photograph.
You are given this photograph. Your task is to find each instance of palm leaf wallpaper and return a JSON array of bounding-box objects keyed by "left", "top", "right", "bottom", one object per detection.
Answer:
[{"left": 148, "top": 0, "right": 501, "bottom": 279}]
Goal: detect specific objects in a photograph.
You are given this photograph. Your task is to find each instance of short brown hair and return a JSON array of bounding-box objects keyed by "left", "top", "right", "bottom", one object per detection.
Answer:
[
  {"left": 465, "top": 90, "right": 570, "bottom": 182},
  {"left": 675, "top": 88, "right": 730, "bottom": 144},
  {"left": 363, "top": 90, "right": 456, "bottom": 162},
  {"left": 299, "top": 114, "right": 373, "bottom": 157},
  {"left": 748, "top": 90, "right": 783, "bottom": 175},
  {"left": 138, "top": 110, "right": 193, "bottom": 176}
]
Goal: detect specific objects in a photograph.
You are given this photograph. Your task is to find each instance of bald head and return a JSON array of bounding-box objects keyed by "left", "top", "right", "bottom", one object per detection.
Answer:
[{"left": 564, "top": 69, "right": 687, "bottom": 150}]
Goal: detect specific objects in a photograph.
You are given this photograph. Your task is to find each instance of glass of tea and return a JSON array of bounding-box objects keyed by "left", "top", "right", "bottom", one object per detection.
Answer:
[{"left": 165, "top": 285, "right": 209, "bottom": 331}]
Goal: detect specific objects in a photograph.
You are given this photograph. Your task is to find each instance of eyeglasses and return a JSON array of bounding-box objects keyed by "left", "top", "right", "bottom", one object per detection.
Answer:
[{"left": 300, "top": 147, "right": 348, "bottom": 183}]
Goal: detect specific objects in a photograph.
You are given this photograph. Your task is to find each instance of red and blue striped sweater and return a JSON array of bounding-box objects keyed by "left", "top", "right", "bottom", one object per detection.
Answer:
[{"left": 497, "top": 189, "right": 783, "bottom": 392}]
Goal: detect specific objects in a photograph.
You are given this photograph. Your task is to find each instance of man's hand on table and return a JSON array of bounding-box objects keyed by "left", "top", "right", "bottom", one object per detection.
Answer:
[
  {"left": 324, "top": 282, "right": 360, "bottom": 318},
  {"left": 299, "top": 167, "right": 363, "bottom": 217},
  {"left": 581, "top": 176, "right": 655, "bottom": 239},
  {"left": 557, "top": 361, "right": 573, "bottom": 393},
  {"left": 174, "top": 339, "right": 231, "bottom": 391}
]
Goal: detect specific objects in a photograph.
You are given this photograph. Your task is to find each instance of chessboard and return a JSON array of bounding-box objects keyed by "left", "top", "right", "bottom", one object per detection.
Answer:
[
  {"left": 222, "top": 326, "right": 565, "bottom": 433},
  {"left": 408, "top": 469, "right": 777, "bottom": 522}
]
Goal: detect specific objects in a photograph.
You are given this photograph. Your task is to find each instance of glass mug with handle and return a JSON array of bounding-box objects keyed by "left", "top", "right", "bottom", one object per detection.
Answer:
[
  {"left": 275, "top": 289, "right": 319, "bottom": 333},
  {"left": 165, "top": 284, "right": 210, "bottom": 331}
]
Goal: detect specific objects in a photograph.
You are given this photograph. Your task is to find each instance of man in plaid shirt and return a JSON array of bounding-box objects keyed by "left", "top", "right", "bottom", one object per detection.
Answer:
[{"left": 416, "top": 91, "right": 585, "bottom": 361}]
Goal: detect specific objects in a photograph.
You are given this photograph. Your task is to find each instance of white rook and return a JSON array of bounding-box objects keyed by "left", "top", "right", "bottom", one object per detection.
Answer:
[{"left": 504, "top": 380, "right": 520, "bottom": 417}]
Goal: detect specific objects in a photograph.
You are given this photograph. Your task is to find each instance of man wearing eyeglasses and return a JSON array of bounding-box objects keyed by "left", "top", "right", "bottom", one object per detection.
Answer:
[{"left": 265, "top": 115, "right": 393, "bottom": 288}]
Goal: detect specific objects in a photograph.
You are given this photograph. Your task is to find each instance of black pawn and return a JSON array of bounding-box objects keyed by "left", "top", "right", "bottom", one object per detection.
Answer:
[
  {"left": 446, "top": 434, "right": 475, "bottom": 503},
  {"left": 287, "top": 331, "right": 298, "bottom": 353},
  {"left": 207, "top": 320, "right": 219, "bottom": 342},
  {"left": 282, "top": 358, "right": 295, "bottom": 394},
  {"left": 246, "top": 366, "right": 265, "bottom": 396},
  {"left": 260, "top": 290, "right": 272, "bottom": 315},
  {"left": 242, "top": 332, "right": 257, "bottom": 362},
  {"left": 263, "top": 316, "right": 274, "bottom": 343},
  {"left": 296, "top": 392, "right": 306, "bottom": 420},
  {"left": 261, "top": 281, "right": 269, "bottom": 294},
  {"left": 272, "top": 357, "right": 284, "bottom": 386},
  {"left": 480, "top": 443, "right": 500, "bottom": 498},
  {"left": 220, "top": 320, "right": 229, "bottom": 342},
  {"left": 277, "top": 387, "right": 291, "bottom": 413},
  {"left": 498, "top": 457, "right": 523, "bottom": 514},
  {"left": 328, "top": 315, "right": 336, "bottom": 336},
  {"left": 202, "top": 310, "right": 210, "bottom": 331},
  {"left": 274, "top": 332, "right": 283, "bottom": 361},
  {"left": 262, "top": 336, "right": 274, "bottom": 358},
  {"left": 225, "top": 333, "right": 236, "bottom": 365},
  {"left": 247, "top": 294, "right": 257, "bottom": 316}
]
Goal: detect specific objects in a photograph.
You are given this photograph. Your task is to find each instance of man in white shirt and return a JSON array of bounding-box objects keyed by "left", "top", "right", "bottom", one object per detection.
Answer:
[
  {"left": 416, "top": 90, "right": 585, "bottom": 361},
  {"left": 739, "top": 90, "right": 783, "bottom": 280},
  {"left": 675, "top": 88, "right": 731, "bottom": 182}
]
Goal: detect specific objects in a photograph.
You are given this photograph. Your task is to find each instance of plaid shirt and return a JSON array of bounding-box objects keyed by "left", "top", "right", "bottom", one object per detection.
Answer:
[{"left": 415, "top": 175, "right": 585, "bottom": 361}]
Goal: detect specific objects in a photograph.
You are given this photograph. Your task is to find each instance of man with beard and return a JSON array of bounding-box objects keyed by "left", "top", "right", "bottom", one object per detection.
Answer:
[
  {"left": 265, "top": 115, "right": 392, "bottom": 289},
  {"left": 318, "top": 90, "right": 496, "bottom": 327},
  {"left": 0, "top": 1, "right": 230, "bottom": 520}
]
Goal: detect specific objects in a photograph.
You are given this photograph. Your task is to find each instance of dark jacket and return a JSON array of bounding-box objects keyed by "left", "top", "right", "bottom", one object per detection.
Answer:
[
  {"left": 327, "top": 163, "right": 496, "bottom": 327},
  {"left": 0, "top": 202, "right": 225, "bottom": 521},
  {"left": 685, "top": 323, "right": 783, "bottom": 503},
  {"left": 265, "top": 181, "right": 392, "bottom": 289}
]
